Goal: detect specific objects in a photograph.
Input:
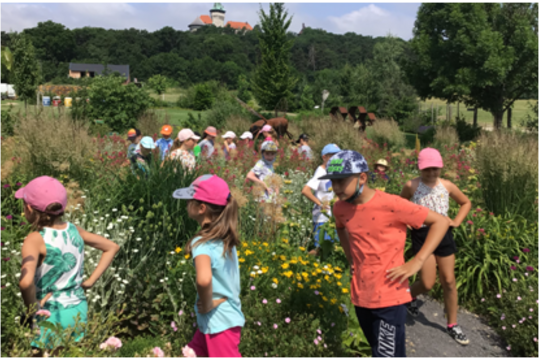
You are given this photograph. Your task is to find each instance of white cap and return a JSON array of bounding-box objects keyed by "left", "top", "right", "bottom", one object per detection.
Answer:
[
  {"left": 177, "top": 129, "right": 201, "bottom": 142},
  {"left": 222, "top": 131, "right": 236, "bottom": 139},
  {"left": 240, "top": 131, "right": 253, "bottom": 140}
]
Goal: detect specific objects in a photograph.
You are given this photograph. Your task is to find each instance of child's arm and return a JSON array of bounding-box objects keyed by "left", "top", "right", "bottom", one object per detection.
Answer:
[
  {"left": 194, "top": 255, "right": 226, "bottom": 314},
  {"left": 19, "top": 232, "right": 45, "bottom": 312},
  {"left": 246, "top": 171, "right": 270, "bottom": 191},
  {"left": 76, "top": 226, "right": 120, "bottom": 289},
  {"left": 387, "top": 210, "right": 449, "bottom": 283},
  {"left": 336, "top": 227, "right": 353, "bottom": 274},
  {"left": 444, "top": 180, "right": 471, "bottom": 227},
  {"left": 399, "top": 179, "right": 415, "bottom": 200},
  {"left": 302, "top": 185, "right": 321, "bottom": 206}
]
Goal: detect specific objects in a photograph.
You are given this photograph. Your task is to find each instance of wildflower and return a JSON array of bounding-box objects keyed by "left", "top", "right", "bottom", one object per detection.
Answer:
[
  {"left": 175, "top": 247, "right": 182, "bottom": 253},
  {"left": 342, "top": 288, "right": 349, "bottom": 294},
  {"left": 314, "top": 290, "right": 319, "bottom": 295},
  {"left": 512, "top": 278, "right": 517, "bottom": 282},
  {"left": 530, "top": 308, "right": 534, "bottom": 312},
  {"left": 271, "top": 283, "right": 277, "bottom": 289},
  {"left": 171, "top": 322, "right": 178, "bottom": 332},
  {"left": 276, "top": 299, "right": 281, "bottom": 304},
  {"left": 36, "top": 310, "right": 51, "bottom": 317},
  {"left": 525, "top": 272, "right": 529, "bottom": 276},
  {"left": 314, "top": 339, "right": 319, "bottom": 345},
  {"left": 153, "top": 347, "right": 164, "bottom": 357},
  {"left": 523, "top": 248, "right": 530, "bottom": 253},
  {"left": 512, "top": 324, "right": 516, "bottom": 328},
  {"left": 331, "top": 323, "right": 335, "bottom": 327},
  {"left": 466, "top": 220, "right": 473, "bottom": 225},
  {"left": 182, "top": 346, "right": 197, "bottom": 358},
  {"left": 6, "top": 215, "right": 12, "bottom": 220},
  {"left": 506, "top": 346, "right": 511, "bottom": 351},
  {"left": 262, "top": 299, "right": 267, "bottom": 304},
  {"left": 285, "top": 318, "right": 291, "bottom": 323},
  {"left": 502, "top": 326, "right": 506, "bottom": 330},
  {"left": 517, "top": 296, "right": 522, "bottom": 301},
  {"left": 273, "top": 324, "right": 278, "bottom": 329},
  {"left": 100, "top": 336, "right": 123, "bottom": 350},
  {"left": 250, "top": 286, "right": 256, "bottom": 291},
  {"left": 481, "top": 298, "right": 485, "bottom": 302},
  {"left": 510, "top": 266, "right": 516, "bottom": 270},
  {"left": 534, "top": 338, "right": 538, "bottom": 343},
  {"left": 526, "top": 266, "right": 535, "bottom": 271},
  {"left": 16, "top": 182, "right": 22, "bottom": 186},
  {"left": 496, "top": 294, "right": 501, "bottom": 298},
  {"left": 317, "top": 329, "right": 322, "bottom": 335},
  {"left": 3, "top": 184, "right": 9, "bottom": 188},
  {"left": 257, "top": 321, "right": 261, "bottom": 326}
]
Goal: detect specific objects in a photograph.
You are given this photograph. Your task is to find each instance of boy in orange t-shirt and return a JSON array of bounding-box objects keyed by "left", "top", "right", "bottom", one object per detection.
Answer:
[{"left": 319, "top": 150, "right": 449, "bottom": 357}]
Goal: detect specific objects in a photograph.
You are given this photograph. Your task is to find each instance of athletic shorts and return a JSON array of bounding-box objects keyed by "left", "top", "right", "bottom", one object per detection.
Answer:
[
  {"left": 411, "top": 226, "right": 456, "bottom": 258},
  {"left": 31, "top": 300, "right": 87, "bottom": 349},
  {"left": 355, "top": 304, "right": 407, "bottom": 357},
  {"left": 188, "top": 326, "right": 242, "bottom": 357}
]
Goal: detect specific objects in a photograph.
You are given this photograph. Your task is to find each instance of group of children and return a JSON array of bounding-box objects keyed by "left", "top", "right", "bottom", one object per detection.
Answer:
[{"left": 18, "top": 121, "right": 472, "bottom": 357}]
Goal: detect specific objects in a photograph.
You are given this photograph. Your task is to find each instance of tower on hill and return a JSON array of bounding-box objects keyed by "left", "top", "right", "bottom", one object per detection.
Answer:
[{"left": 210, "top": 3, "right": 226, "bottom": 28}]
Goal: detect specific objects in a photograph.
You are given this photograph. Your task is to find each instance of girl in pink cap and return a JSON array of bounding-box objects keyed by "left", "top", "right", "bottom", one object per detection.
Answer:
[
  {"left": 400, "top": 148, "right": 471, "bottom": 345},
  {"left": 16, "top": 176, "right": 120, "bottom": 354},
  {"left": 173, "top": 175, "right": 244, "bottom": 357}
]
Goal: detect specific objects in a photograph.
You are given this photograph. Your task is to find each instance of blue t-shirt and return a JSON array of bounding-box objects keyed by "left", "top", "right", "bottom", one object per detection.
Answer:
[
  {"left": 155, "top": 138, "right": 173, "bottom": 161},
  {"left": 191, "top": 237, "right": 245, "bottom": 334}
]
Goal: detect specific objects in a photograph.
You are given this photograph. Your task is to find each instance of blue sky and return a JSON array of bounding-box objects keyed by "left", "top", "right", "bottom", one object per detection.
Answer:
[{"left": 1, "top": 3, "right": 420, "bottom": 40}]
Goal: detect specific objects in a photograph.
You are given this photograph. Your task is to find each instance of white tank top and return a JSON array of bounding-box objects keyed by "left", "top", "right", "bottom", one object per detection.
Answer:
[{"left": 412, "top": 180, "right": 450, "bottom": 217}]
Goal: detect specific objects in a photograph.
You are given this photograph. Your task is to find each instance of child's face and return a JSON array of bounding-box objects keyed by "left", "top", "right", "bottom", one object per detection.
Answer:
[
  {"left": 263, "top": 151, "right": 277, "bottom": 162},
  {"left": 263, "top": 131, "right": 271, "bottom": 138},
  {"left": 184, "top": 138, "right": 196, "bottom": 150},
  {"left": 331, "top": 174, "right": 366, "bottom": 201},
  {"left": 375, "top": 165, "right": 387, "bottom": 172},
  {"left": 162, "top": 134, "right": 171, "bottom": 140},
  {"left": 207, "top": 135, "right": 216, "bottom": 141},
  {"left": 420, "top": 167, "right": 441, "bottom": 182},
  {"left": 140, "top": 146, "right": 151, "bottom": 156}
]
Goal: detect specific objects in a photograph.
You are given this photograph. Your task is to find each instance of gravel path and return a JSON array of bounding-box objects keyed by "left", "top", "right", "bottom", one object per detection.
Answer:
[{"left": 405, "top": 295, "right": 507, "bottom": 357}]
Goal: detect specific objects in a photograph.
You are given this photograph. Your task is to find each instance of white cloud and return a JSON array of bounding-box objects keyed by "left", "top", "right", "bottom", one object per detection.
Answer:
[{"left": 327, "top": 4, "right": 415, "bottom": 39}]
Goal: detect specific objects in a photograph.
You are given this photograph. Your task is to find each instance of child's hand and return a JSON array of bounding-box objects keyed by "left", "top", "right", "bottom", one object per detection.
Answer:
[
  {"left": 446, "top": 217, "right": 457, "bottom": 227},
  {"left": 81, "top": 279, "right": 95, "bottom": 290},
  {"left": 386, "top": 258, "right": 423, "bottom": 284},
  {"left": 197, "top": 297, "right": 227, "bottom": 314},
  {"left": 40, "top": 293, "right": 52, "bottom": 308}
]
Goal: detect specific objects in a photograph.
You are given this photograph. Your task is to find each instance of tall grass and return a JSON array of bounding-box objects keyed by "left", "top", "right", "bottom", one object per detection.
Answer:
[
  {"left": 475, "top": 131, "right": 538, "bottom": 221},
  {"left": 365, "top": 119, "right": 406, "bottom": 150},
  {"left": 433, "top": 125, "right": 459, "bottom": 151},
  {"left": 136, "top": 111, "right": 169, "bottom": 137}
]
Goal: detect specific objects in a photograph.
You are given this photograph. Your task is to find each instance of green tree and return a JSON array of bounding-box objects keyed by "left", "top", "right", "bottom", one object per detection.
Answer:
[
  {"left": 147, "top": 74, "right": 169, "bottom": 100},
  {"left": 237, "top": 74, "right": 251, "bottom": 102},
  {"left": 407, "top": 3, "right": 538, "bottom": 129},
  {"left": 192, "top": 83, "right": 214, "bottom": 111},
  {"left": 11, "top": 34, "right": 40, "bottom": 111},
  {"left": 299, "top": 84, "right": 315, "bottom": 110},
  {"left": 252, "top": 3, "right": 297, "bottom": 110}
]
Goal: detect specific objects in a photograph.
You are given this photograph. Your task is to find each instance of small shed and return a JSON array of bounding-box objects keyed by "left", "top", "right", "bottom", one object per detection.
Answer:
[
  {"left": 367, "top": 113, "right": 377, "bottom": 125},
  {"left": 69, "top": 63, "right": 130, "bottom": 81},
  {"left": 330, "top": 106, "right": 348, "bottom": 121}
]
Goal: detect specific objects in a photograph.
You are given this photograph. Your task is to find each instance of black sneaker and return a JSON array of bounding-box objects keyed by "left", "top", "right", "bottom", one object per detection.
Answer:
[
  {"left": 447, "top": 325, "right": 470, "bottom": 345},
  {"left": 407, "top": 299, "right": 419, "bottom": 317}
]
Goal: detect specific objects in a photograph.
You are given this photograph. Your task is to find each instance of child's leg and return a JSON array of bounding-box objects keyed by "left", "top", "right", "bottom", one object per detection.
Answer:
[
  {"left": 409, "top": 254, "right": 437, "bottom": 298},
  {"left": 206, "top": 327, "right": 242, "bottom": 357},
  {"left": 436, "top": 254, "right": 458, "bottom": 325},
  {"left": 356, "top": 305, "right": 407, "bottom": 357},
  {"left": 188, "top": 329, "right": 209, "bottom": 357}
]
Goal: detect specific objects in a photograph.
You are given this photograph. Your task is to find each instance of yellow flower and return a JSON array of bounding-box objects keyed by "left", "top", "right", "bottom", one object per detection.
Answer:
[
  {"left": 283, "top": 271, "right": 293, "bottom": 278},
  {"left": 244, "top": 249, "right": 254, "bottom": 256},
  {"left": 281, "top": 263, "right": 290, "bottom": 269},
  {"left": 334, "top": 273, "right": 342, "bottom": 280},
  {"left": 301, "top": 272, "right": 309, "bottom": 278},
  {"left": 313, "top": 263, "right": 319, "bottom": 268},
  {"left": 184, "top": 254, "right": 190, "bottom": 259},
  {"left": 299, "top": 247, "right": 306, "bottom": 251},
  {"left": 242, "top": 242, "right": 248, "bottom": 248},
  {"left": 316, "top": 268, "right": 322, "bottom": 274},
  {"left": 310, "top": 285, "right": 317, "bottom": 289},
  {"left": 262, "top": 266, "right": 269, "bottom": 274},
  {"left": 322, "top": 296, "right": 328, "bottom": 302},
  {"left": 263, "top": 242, "right": 269, "bottom": 247},
  {"left": 319, "top": 304, "right": 324, "bottom": 308},
  {"left": 272, "top": 278, "right": 279, "bottom": 284},
  {"left": 280, "top": 255, "right": 287, "bottom": 261},
  {"left": 307, "top": 304, "right": 311, "bottom": 308},
  {"left": 337, "top": 282, "right": 342, "bottom": 286},
  {"left": 334, "top": 266, "right": 342, "bottom": 272},
  {"left": 317, "top": 279, "right": 321, "bottom": 283},
  {"left": 238, "top": 258, "right": 246, "bottom": 263},
  {"left": 331, "top": 298, "right": 337, "bottom": 304},
  {"left": 175, "top": 247, "right": 182, "bottom": 253},
  {"left": 284, "top": 180, "right": 292, "bottom": 184},
  {"left": 324, "top": 275, "right": 330, "bottom": 282},
  {"left": 297, "top": 283, "right": 304, "bottom": 289},
  {"left": 311, "top": 271, "right": 318, "bottom": 277},
  {"left": 290, "top": 260, "right": 298, "bottom": 265},
  {"left": 342, "top": 288, "right": 349, "bottom": 294},
  {"left": 296, "top": 274, "right": 302, "bottom": 281},
  {"left": 282, "top": 238, "right": 289, "bottom": 244}
]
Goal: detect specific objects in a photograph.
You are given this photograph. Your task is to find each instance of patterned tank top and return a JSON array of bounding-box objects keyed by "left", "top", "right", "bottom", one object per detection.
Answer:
[
  {"left": 412, "top": 180, "right": 450, "bottom": 218},
  {"left": 35, "top": 222, "right": 86, "bottom": 311}
]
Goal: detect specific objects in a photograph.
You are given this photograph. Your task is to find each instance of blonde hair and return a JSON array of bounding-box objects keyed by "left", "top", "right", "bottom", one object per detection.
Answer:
[
  {"left": 185, "top": 197, "right": 240, "bottom": 257},
  {"left": 168, "top": 138, "right": 184, "bottom": 157}
]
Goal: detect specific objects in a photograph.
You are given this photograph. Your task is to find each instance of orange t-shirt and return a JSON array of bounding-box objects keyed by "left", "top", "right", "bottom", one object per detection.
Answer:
[{"left": 334, "top": 190, "right": 429, "bottom": 309}]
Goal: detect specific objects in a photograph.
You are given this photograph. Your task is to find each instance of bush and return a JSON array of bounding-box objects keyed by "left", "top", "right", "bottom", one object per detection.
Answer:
[
  {"left": 475, "top": 131, "right": 538, "bottom": 221},
  {"left": 192, "top": 83, "right": 214, "bottom": 111},
  {"left": 1, "top": 106, "right": 17, "bottom": 136},
  {"left": 454, "top": 115, "right": 482, "bottom": 142},
  {"left": 205, "top": 99, "right": 249, "bottom": 130},
  {"left": 433, "top": 125, "right": 459, "bottom": 150},
  {"left": 136, "top": 111, "right": 168, "bottom": 137},
  {"left": 366, "top": 119, "right": 406, "bottom": 150},
  {"left": 520, "top": 101, "right": 538, "bottom": 133}
]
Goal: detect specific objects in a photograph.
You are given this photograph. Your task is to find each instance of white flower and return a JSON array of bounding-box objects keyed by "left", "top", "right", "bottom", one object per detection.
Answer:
[
  {"left": 96, "top": 232, "right": 102, "bottom": 235},
  {"left": 104, "top": 234, "right": 110, "bottom": 238},
  {"left": 11, "top": 250, "right": 16, "bottom": 254},
  {"left": 1, "top": 274, "right": 6, "bottom": 279},
  {"left": 253, "top": 265, "right": 260, "bottom": 270},
  {"left": 106, "top": 199, "right": 111, "bottom": 202},
  {"left": 16, "top": 292, "right": 21, "bottom": 297},
  {"left": 94, "top": 211, "right": 98, "bottom": 214},
  {"left": 112, "top": 208, "right": 118, "bottom": 212},
  {"left": 170, "top": 251, "right": 175, "bottom": 255},
  {"left": 122, "top": 280, "right": 128, "bottom": 284},
  {"left": 93, "top": 219, "right": 98, "bottom": 223},
  {"left": 136, "top": 238, "right": 142, "bottom": 241},
  {"left": 81, "top": 196, "right": 87, "bottom": 199},
  {"left": 4, "top": 242, "right": 9, "bottom": 245},
  {"left": 94, "top": 295, "right": 101, "bottom": 299},
  {"left": 133, "top": 249, "right": 139, "bottom": 253},
  {"left": 100, "top": 217, "right": 104, "bottom": 221},
  {"left": 15, "top": 273, "right": 20, "bottom": 278},
  {"left": 181, "top": 260, "right": 186, "bottom": 265},
  {"left": 257, "top": 270, "right": 263, "bottom": 274},
  {"left": 92, "top": 298, "right": 98, "bottom": 302},
  {"left": 5, "top": 283, "right": 11, "bottom": 287},
  {"left": 2, "top": 248, "right": 7, "bottom": 251},
  {"left": 160, "top": 279, "right": 164, "bottom": 283},
  {"left": 250, "top": 272, "right": 256, "bottom": 277},
  {"left": 271, "top": 283, "right": 278, "bottom": 289},
  {"left": 272, "top": 252, "right": 276, "bottom": 256},
  {"left": 116, "top": 219, "right": 122, "bottom": 223}
]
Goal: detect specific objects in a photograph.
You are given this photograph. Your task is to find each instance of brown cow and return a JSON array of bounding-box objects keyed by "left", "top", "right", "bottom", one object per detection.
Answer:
[{"left": 249, "top": 117, "right": 293, "bottom": 140}]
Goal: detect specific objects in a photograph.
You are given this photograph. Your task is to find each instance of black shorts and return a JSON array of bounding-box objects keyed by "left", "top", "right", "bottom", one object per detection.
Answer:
[{"left": 411, "top": 226, "right": 456, "bottom": 257}]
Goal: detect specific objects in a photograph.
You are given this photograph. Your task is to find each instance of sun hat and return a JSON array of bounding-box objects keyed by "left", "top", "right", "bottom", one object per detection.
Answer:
[
  {"left": 172, "top": 174, "right": 230, "bottom": 206},
  {"left": 240, "top": 131, "right": 253, "bottom": 140},
  {"left": 15, "top": 176, "right": 67, "bottom": 215},
  {"left": 261, "top": 140, "right": 278, "bottom": 152},
  {"left": 161, "top": 125, "right": 173, "bottom": 136},
  {"left": 140, "top": 136, "right": 156, "bottom": 150},
  {"left": 318, "top": 150, "right": 369, "bottom": 180},
  {"left": 204, "top": 126, "right": 217, "bottom": 137},
  {"left": 261, "top": 125, "right": 272, "bottom": 133},
  {"left": 375, "top": 159, "right": 389, "bottom": 168},
  {"left": 296, "top": 133, "right": 309, "bottom": 144},
  {"left": 127, "top": 128, "right": 141, "bottom": 140},
  {"left": 321, "top": 144, "right": 341, "bottom": 156},
  {"left": 418, "top": 148, "right": 443, "bottom": 170},
  {"left": 222, "top": 131, "right": 237, "bottom": 139},
  {"left": 177, "top": 129, "right": 201, "bottom": 142}
]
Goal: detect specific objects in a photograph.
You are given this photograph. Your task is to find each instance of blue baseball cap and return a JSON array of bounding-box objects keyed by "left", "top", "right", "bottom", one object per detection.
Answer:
[
  {"left": 139, "top": 136, "right": 156, "bottom": 150},
  {"left": 318, "top": 150, "right": 369, "bottom": 180},
  {"left": 321, "top": 144, "right": 341, "bottom": 156}
]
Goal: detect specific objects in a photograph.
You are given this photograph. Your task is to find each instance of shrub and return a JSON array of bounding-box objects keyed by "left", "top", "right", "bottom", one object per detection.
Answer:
[
  {"left": 433, "top": 125, "right": 459, "bottom": 150},
  {"left": 192, "top": 83, "right": 215, "bottom": 111},
  {"left": 1, "top": 106, "right": 17, "bottom": 136},
  {"left": 454, "top": 115, "right": 482, "bottom": 142},
  {"left": 520, "top": 101, "right": 538, "bottom": 133},
  {"left": 136, "top": 111, "right": 168, "bottom": 138},
  {"left": 366, "top": 119, "right": 406, "bottom": 150},
  {"left": 205, "top": 100, "right": 249, "bottom": 131},
  {"left": 475, "top": 131, "right": 538, "bottom": 221}
]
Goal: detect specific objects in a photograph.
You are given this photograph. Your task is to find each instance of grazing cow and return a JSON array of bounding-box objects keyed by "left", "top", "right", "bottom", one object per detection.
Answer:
[{"left": 249, "top": 117, "right": 293, "bottom": 139}]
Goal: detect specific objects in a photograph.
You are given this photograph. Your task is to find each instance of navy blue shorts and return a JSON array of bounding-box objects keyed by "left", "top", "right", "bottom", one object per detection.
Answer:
[{"left": 355, "top": 304, "right": 407, "bottom": 357}]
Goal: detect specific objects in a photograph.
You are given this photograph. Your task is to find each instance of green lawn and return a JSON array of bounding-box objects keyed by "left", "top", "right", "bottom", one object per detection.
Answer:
[
  {"left": 154, "top": 107, "right": 207, "bottom": 126},
  {"left": 148, "top": 87, "right": 185, "bottom": 103}
]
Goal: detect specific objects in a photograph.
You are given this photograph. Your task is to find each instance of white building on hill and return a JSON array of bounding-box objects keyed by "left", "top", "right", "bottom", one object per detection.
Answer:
[{"left": 188, "top": 3, "right": 253, "bottom": 33}]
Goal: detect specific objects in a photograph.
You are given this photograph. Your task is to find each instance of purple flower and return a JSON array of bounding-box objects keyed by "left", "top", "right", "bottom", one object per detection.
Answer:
[
  {"left": 250, "top": 286, "right": 256, "bottom": 291},
  {"left": 513, "top": 256, "right": 519, "bottom": 261},
  {"left": 501, "top": 316, "right": 505, "bottom": 320},
  {"left": 193, "top": 322, "right": 196, "bottom": 327},
  {"left": 523, "top": 248, "right": 530, "bottom": 253},
  {"left": 20, "top": 222, "right": 26, "bottom": 226},
  {"left": 276, "top": 299, "right": 281, "bottom": 304},
  {"left": 526, "top": 266, "right": 535, "bottom": 271},
  {"left": 15, "top": 182, "right": 22, "bottom": 186},
  {"left": 510, "top": 265, "right": 516, "bottom": 271},
  {"left": 285, "top": 318, "right": 291, "bottom": 323},
  {"left": 331, "top": 323, "right": 335, "bottom": 327},
  {"left": 314, "top": 290, "right": 319, "bottom": 295},
  {"left": 191, "top": 312, "right": 194, "bottom": 317},
  {"left": 262, "top": 299, "right": 267, "bottom": 304},
  {"left": 0, "top": 227, "right": 4, "bottom": 231},
  {"left": 2, "top": 257, "right": 10, "bottom": 262},
  {"left": 3, "top": 184, "right": 10, "bottom": 188},
  {"left": 273, "top": 324, "right": 278, "bottom": 329},
  {"left": 6, "top": 215, "right": 12, "bottom": 220}
]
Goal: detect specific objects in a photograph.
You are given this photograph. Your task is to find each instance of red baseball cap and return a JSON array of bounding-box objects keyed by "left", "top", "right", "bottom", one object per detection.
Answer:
[
  {"left": 161, "top": 125, "right": 173, "bottom": 136},
  {"left": 15, "top": 176, "right": 67, "bottom": 215},
  {"left": 172, "top": 174, "right": 230, "bottom": 206}
]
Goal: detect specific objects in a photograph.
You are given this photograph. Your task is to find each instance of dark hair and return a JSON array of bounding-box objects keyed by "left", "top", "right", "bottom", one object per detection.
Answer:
[
  {"left": 168, "top": 138, "right": 184, "bottom": 157},
  {"left": 186, "top": 197, "right": 240, "bottom": 257},
  {"left": 25, "top": 202, "right": 64, "bottom": 231}
]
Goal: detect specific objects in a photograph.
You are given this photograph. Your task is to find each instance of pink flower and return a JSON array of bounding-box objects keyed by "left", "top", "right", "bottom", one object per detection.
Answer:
[
  {"left": 530, "top": 308, "right": 534, "bottom": 312},
  {"left": 481, "top": 298, "right": 485, "bottom": 302},
  {"left": 502, "top": 326, "right": 506, "bottom": 330},
  {"left": 3, "top": 184, "right": 10, "bottom": 188},
  {"left": 179, "top": 310, "right": 184, "bottom": 316},
  {"left": 317, "top": 336, "right": 322, "bottom": 341},
  {"left": 314, "top": 339, "right": 319, "bottom": 345},
  {"left": 152, "top": 347, "right": 164, "bottom": 357},
  {"left": 273, "top": 324, "right": 278, "bottom": 329},
  {"left": 510, "top": 266, "right": 516, "bottom": 271},
  {"left": 191, "top": 312, "right": 194, "bottom": 317},
  {"left": 534, "top": 338, "right": 538, "bottom": 342},
  {"left": 16, "top": 182, "right": 22, "bottom": 186},
  {"left": 285, "top": 318, "right": 291, "bottom": 323},
  {"left": 171, "top": 321, "right": 177, "bottom": 332},
  {"left": 193, "top": 322, "right": 196, "bottom": 327},
  {"left": 466, "top": 220, "right": 473, "bottom": 225},
  {"left": 262, "top": 299, "right": 267, "bottom": 304},
  {"left": 182, "top": 346, "right": 197, "bottom": 357},
  {"left": 517, "top": 296, "right": 522, "bottom": 301},
  {"left": 251, "top": 286, "right": 256, "bottom": 291},
  {"left": 513, "top": 256, "right": 519, "bottom": 261},
  {"left": 506, "top": 346, "right": 511, "bottom": 351},
  {"left": 512, "top": 324, "right": 516, "bottom": 328},
  {"left": 331, "top": 323, "right": 335, "bottom": 327},
  {"left": 276, "top": 299, "right": 281, "bottom": 304},
  {"left": 512, "top": 278, "right": 517, "bottom": 282},
  {"left": 526, "top": 266, "right": 535, "bottom": 271},
  {"left": 489, "top": 212, "right": 494, "bottom": 216},
  {"left": 36, "top": 310, "right": 51, "bottom": 317},
  {"left": 317, "top": 329, "right": 322, "bottom": 335},
  {"left": 525, "top": 272, "right": 529, "bottom": 276},
  {"left": 100, "top": 336, "right": 123, "bottom": 350},
  {"left": 6, "top": 215, "right": 12, "bottom": 220},
  {"left": 257, "top": 321, "right": 261, "bottom": 326},
  {"left": 314, "top": 291, "right": 319, "bottom": 295},
  {"left": 496, "top": 294, "right": 501, "bottom": 298},
  {"left": 523, "top": 248, "right": 530, "bottom": 253}
]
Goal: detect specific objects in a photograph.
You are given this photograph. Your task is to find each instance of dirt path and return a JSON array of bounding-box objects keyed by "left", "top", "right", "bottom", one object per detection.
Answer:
[{"left": 405, "top": 295, "right": 507, "bottom": 357}]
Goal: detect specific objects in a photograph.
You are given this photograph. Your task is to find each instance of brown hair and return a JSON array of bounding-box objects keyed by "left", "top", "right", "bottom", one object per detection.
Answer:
[
  {"left": 25, "top": 202, "right": 64, "bottom": 231},
  {"left": 168, "top": 138, "right": 184, "bottom": 157},
  {"left": 185, "top": 197, "right": 240, "bottom": 257}
]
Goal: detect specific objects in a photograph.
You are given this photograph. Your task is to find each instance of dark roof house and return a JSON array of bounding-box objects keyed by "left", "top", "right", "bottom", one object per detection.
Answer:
[{"left": 69, "top": 63, "right": 130, "bottom": 80}]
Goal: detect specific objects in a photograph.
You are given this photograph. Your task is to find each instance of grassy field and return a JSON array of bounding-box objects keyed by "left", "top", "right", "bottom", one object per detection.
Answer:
[
  {"left": 419, "top": 98, "right": 536, "bottom": 127},
  {"left": 148, "top": 87, "right": 185, "bottom": 103}
]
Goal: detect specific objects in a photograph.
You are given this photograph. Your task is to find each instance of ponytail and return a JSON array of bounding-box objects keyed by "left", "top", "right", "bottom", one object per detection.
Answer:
[{"left": 168, "top": 139, "right": 184, "bottom": 158}]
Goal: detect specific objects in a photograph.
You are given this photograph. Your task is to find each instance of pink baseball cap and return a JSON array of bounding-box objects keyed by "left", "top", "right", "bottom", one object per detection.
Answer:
[
  {"left": 418, "top": 148, "right": 443, "bottom": 170},
  {"left": 177, "top": 129, "right": 201, "bottom": 142},
  {"left": 15, "top": 176, "right": 67, "bottom": 215},
  {"left": 172, "top": 174, "right": 230, "bottom": 206},
  {"left": 261, "top": 125, "right": 272, "bottom": 132}
]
